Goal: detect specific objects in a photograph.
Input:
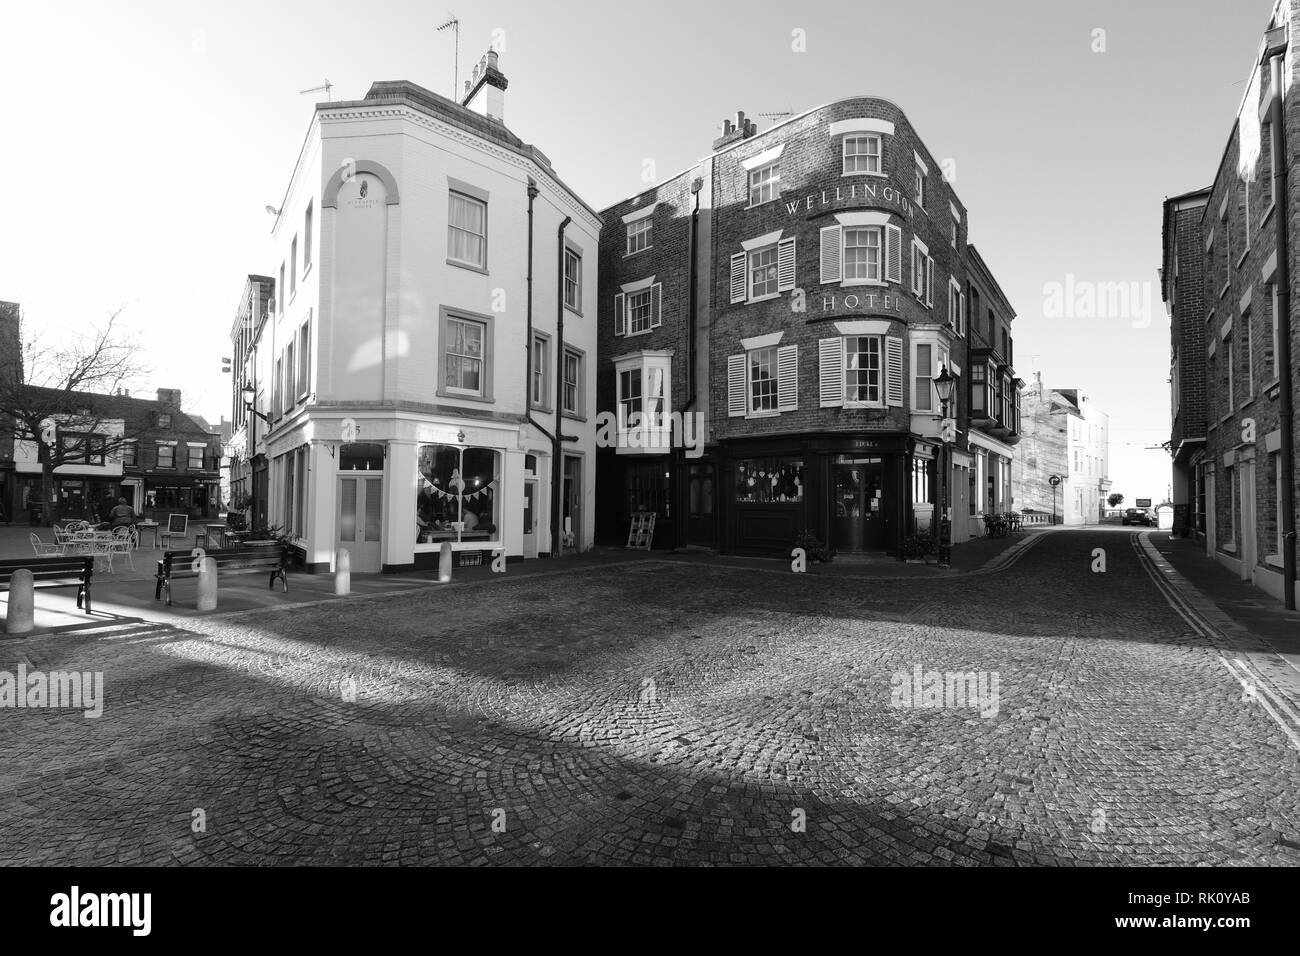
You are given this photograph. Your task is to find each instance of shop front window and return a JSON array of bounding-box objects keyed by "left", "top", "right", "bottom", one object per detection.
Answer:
[
  {"left": 734, "top": 458, "right": 804, "bottom": 504},
  {"left": 416, "top": 444, "right": 500, "bottom": 544}
]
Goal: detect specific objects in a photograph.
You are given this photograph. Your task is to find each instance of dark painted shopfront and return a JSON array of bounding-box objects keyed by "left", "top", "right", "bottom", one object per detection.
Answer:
[
  {"left": 717, "top": 433, "right": 915, "bottom": 558},
  {"left": 598, "top": 453, "right": 720, "bottom": 551}
]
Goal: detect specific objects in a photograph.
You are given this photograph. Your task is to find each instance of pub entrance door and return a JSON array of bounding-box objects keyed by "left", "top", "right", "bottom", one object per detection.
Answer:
[{"left": 833, "top": 457, "right": 885, "bottom": 552}]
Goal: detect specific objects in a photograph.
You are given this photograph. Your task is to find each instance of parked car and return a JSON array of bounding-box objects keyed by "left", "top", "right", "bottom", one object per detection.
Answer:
[{"left": 1121, "top": 508, "right": 1154, "bottom": 527}]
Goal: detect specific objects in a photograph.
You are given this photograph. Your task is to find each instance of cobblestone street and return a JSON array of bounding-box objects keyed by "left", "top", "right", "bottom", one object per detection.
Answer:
[{"left": 2, "top": 528, "right": 1298, "bottom": 866}]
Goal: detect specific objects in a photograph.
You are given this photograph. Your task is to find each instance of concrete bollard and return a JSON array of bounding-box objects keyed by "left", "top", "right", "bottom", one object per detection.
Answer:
[
  {"left": 196, "top": 557, "right": 218, "bottom": 612},
  {"left": 5, "top": 568, "right": 35, "bottom": 635},
  {"left": 335, "top": 548, "right": 351, "bottom": 596},
  {"left": 438, "top": 542, "right": 453, "bottom": 583}
]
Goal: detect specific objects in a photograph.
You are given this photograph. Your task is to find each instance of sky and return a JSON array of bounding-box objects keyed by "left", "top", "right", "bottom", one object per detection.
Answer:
[{"left": 0, "top": 0, "right": 1273, "bottom": 502}]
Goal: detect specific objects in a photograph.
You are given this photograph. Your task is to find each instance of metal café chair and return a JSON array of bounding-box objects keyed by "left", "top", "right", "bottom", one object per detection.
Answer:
[
  {"left": 108, "top": 527, "right": 137, "bottom": 571},
  {"left": 30, "top": 532, "right": 64, "bottom": 556}
]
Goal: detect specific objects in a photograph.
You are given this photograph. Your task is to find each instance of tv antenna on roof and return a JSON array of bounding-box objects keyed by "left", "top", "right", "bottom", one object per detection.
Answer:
[
  {"left": 299, "top": 79, "right": 334, "bottom": 101},
  {"left": 758, "top": 111, "right": 793, "bottom": 121},
  {"left": 437, "top": 14, "right": 460, "bottom": 100}
]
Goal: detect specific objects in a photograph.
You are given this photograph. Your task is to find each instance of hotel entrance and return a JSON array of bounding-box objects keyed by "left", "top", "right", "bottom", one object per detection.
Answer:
[{"left": 833, "top": 456, "right": 885, "bottom": 552}]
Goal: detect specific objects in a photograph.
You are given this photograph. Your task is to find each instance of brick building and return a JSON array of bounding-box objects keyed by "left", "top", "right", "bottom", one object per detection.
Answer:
[
  {"left": 1163, "top": 0, "right": 1298, "bottom": 606},
  {"left": 597, "top": 98, "right": 1022, "bottom": 557},
  {"left": 1161, "top": 188, "right": 1211, "bottom": 536}
]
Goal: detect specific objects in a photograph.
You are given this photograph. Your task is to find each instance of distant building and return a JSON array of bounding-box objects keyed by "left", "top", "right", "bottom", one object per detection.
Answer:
[{"left": 1013, "top": 376, "right": 1109, "bottom": 524}]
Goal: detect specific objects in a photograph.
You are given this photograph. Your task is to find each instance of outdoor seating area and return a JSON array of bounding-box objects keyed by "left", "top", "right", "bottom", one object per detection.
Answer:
[
  {"left": 30, "top": 522, "right": 140, "bottom": 573},
  {"left": 981, "top": 512, "right": 1026, "bottom": 538}
]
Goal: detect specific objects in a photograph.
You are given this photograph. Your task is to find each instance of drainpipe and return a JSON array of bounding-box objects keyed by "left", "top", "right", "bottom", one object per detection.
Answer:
[
  {"left": 674, "top": 177, "right": 702, "bottom": 550},
  {"left": 523, "top": 179, "right": 564, "bottom": 559},
  {"left": 1266, "top": 43, "right": 1296, "bottom": 609},
  {"left": 553, "top": 216, "right": 572, "bottom": 555}
]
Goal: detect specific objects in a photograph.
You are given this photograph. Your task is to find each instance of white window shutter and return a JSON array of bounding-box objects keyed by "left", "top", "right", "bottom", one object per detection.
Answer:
[
  {"left": 819, "top": 225, "right": 842, "bottom": 284},
  {"left": 777, "top": 344, "right": 798, "bottom": 411},
  {"left": 886, "top": 336, "right": 904, "bottom": 407},
  {"left": 911, "top": 244, "right": 922, "bottom": 296},
  {"left": 926, "top": 257, "right": 933, "bottom": 305},
  {"left": 727, "top": 353, "right": 747, "bottom": 417},
  {"left": 959, "top": 291, "right": 966, "bottom": 334},
  {"left": 777, "top": 236, "right": 797, "bottom": 292},
  {"left": 613, "top": 293, "right": 625, "bottom": 336},
  {"left": 651, "top": 282, "right": 663, "bottom": 328},
  {"left": 819, "top": 338, "right": 844, "bottom": 408},
  {"left": 730, "top": 253, "right": 747, "bottom": 303},
  {"left": 885, "top": 225, "right": 902, "bottom": 283}
]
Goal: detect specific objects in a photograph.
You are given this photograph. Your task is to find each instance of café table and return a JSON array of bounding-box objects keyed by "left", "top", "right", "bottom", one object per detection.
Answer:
[
  {"left": 136, "top": 521, "right": 160, "bottom": 549},
  {"left": 203, "top": 524, "right": 229, "bottom": 549}
]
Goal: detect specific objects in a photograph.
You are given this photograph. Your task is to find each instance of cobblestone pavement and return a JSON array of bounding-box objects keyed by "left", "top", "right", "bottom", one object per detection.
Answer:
[{"left": 2, "top": 528, "right": 1298, "bottom": 866}]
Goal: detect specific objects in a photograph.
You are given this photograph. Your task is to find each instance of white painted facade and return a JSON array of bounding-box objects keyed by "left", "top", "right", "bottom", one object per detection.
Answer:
[
  {"left": 1062, "top": 399, "right": 1110, "bottom": 526},
  {"left": 256, "top": 72, "right": 600, "bottom": 573}
]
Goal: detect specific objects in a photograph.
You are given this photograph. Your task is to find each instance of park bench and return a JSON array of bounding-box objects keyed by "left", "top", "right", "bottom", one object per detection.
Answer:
[
  {"left": 154, "top": 545, "right": 290, "bottom": 606},
  {"left": 0, "top": 556, "right": 96, "bottom": 614}
]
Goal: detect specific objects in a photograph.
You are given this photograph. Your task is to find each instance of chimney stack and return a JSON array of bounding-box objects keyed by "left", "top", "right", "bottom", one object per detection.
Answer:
[
  {"left": 712, "top": 110, "right": 760, "bottom": 151},
  {"left": 461, "top": 47, "right": 508, "bottom": 123}
]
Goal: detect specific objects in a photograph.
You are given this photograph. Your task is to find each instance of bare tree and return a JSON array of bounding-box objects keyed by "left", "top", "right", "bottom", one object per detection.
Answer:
[{"left": 0, "top": 308, "right": 148, "bottom": 523}]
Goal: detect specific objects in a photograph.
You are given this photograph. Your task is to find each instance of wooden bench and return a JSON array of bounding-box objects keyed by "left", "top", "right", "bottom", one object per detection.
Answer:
[
  {"left": 155, "top": 545, "right": 289, "bottom": 606},
  {"left": 0, "top": 556, "right": 95, "bottom": 614}
]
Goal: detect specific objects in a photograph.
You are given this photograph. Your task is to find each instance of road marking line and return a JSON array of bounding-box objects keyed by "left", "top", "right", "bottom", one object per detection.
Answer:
[{"left": 1219, "top": 657, "right": 1300, "bottom": 754}]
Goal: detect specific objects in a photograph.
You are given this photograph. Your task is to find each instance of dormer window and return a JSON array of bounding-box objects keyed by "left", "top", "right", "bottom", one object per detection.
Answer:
[{"left": 158, "top": 413, "right": 172, "bottom": 428}]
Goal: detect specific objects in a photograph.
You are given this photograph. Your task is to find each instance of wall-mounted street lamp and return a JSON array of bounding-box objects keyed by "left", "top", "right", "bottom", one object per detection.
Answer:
[
  {"left": 240, "top": 383, "right": 271, "bottom": 425},
  {"left": 934, "top": 365, "right": 956, "bottom": 567}
]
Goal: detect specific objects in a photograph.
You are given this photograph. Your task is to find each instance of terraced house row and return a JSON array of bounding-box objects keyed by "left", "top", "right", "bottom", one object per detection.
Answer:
[
  {"left": 596, "top": 99, "right": 1023, "bottom": 558},
  {"left": 1163, "top": 0, "right": 1299, "bottom": 608}
]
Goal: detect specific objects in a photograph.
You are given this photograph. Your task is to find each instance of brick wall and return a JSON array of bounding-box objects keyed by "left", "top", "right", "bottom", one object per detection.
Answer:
[
  {"left": 704, "top": 97, "right": 970, "bottom": 442},
  {"left": 1196, "top": 7, "right": 1300, "bottom": 572}
]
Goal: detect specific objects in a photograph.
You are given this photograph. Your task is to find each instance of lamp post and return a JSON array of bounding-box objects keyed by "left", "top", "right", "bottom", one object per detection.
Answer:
[
  {"left": 241, "top": 383, "right": 271, "bottom": 528},
  {"left": 1049, "top": 473, "right": 1062, "bottom": 525},
  {"left": 934, "top": 364, "right": 956, "bottom": 567}
]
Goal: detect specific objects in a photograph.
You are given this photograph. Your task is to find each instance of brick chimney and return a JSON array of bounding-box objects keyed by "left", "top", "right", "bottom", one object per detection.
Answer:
[
  {"left": 461, "top": 48, "right": 508, "bottom": 123},
  {"left": 712, "top": 110, "right": 758, "bottom": 151},
  {"left": 157, "top": 388, "right": 182, "bottom": 409}
]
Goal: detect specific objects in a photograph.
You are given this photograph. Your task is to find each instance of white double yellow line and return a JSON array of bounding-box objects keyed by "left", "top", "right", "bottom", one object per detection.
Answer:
[{"left": 1133, "top": 533, "right": 1300, "bottom": 755}]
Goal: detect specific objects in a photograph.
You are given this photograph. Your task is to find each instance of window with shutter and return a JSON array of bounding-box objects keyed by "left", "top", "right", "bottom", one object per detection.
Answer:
[
  {"left": 819, "top": 338, "right": 844, "bottom": 408},
  {"left": 613, "top": 293, "right": 625, "bottom": 335},
  {"left": 651, "top": 282, "right": 663, "bottom": 329},
  {"left": 820, "top": 225, "right": 842, "bottom": 284},
  {"left": 885, "top": 336, "right": 904, "bottom": 407},
  {"left": 777, "top": 344, "right": 798, "bottom": 411},
  {"left": 777, "top": 236, "right": 796, "bottom": 291},
  {"left": 748, "top": 347, "right": 778, "bottom": 413},
  {"left": 885, "top": 225, "right": 902, "bottom": 283},
  {"left": 844, "top": 336, "right": 882, "bottom": 405},
  {"left": 727, "top": 354, "right": 747, "bottom": 417},
  {"left": 730, "top": 252, "right": 747, "bottom": 303}
]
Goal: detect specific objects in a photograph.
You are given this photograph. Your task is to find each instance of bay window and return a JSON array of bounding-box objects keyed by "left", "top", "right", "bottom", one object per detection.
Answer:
[{"left": 615, "top": 353, "right": 672, "bottom": 450}]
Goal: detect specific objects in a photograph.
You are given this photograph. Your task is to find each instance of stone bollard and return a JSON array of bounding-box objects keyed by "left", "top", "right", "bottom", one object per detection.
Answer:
[
  {"left": 5, "top": 568, "right": 35, "bottom": 635},
  {"left": 438, "top": 542, "right": 453, "bottom": 583},
  {"left": 335, "top": 548, "right": 351, "bottom": 596},
  {"left": 196, "top": 557, "right": 218, "bottom": 612}
]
